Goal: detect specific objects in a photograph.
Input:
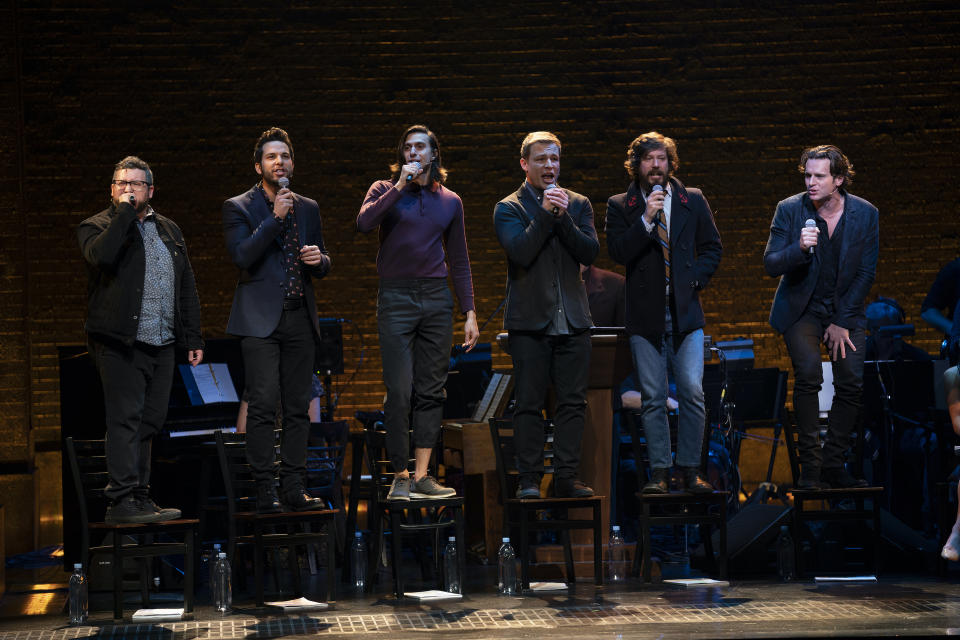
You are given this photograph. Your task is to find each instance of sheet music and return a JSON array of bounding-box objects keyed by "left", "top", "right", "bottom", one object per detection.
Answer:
[{"left": 179, "top": 363, "right": 238, "bottom": 405}]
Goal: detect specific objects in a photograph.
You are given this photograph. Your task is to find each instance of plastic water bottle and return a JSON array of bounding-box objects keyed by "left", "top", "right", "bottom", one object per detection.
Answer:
[
  {"left": 776, "top": 525, "right": 796, "bottom": 582},
  {"left": 608, "top": 525, "right": 627, "bottom": 582},
  {"left": 212, "top": 551, "right": 232, "bottom": 613},
  {"left": 498, "top": 537, "right": 517, "bottom": 595},
  {"left": 68, "top": 563, "right": 88, "bottom": 625},
  {"left": 444, "top": 536, "right": 461, "bottom": 594},
  {"left": 351, "top": 531, "right": 367, "bottom": 592}
]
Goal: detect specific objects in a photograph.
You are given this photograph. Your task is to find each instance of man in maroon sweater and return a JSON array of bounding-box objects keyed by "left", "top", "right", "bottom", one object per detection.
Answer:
[{"left": 357, "top": 125, "right": 479, "bottom": 501}]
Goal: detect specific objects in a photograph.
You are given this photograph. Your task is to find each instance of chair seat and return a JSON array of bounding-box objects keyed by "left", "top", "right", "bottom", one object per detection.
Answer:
[
  {"left": 89, "top": 518, "right": 200, "bottom": 531},
  {"left": 791, "top": 486, "right": 884, "bottom": 498},
  {"left": 504, "top": 495, "right": 603, "bottom": 508},
  {"left": 380, "top": 496, "right": 464, "bottom": 509},
  {"left": 634, "top": 491, "right": 728, "bottom": 502},
  {"left": 234, "top": 508, "right": 339, "bottom": 522}
]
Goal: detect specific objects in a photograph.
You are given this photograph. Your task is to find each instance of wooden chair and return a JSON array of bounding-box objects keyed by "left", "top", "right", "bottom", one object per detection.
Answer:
[
  {"left": 488, "top": 418, "right": 603, "bottom": 590},
  {"left": 304, "top": 420, "right": 349, "bottom": 572},
  {"left": 364, "top": 428, "right": 465, "bottom": 598},
  {"left": 782, "top": 412, "right": 883, "bottom": 577},
  {"left": 215, "top": 431, "right": 338, "bottom": 606},
  {"left": 620, "top": 413, "right": 729, "bottom": 582},
  {"left": 64, "top": 437, "right": 197, "bottom": 620}
]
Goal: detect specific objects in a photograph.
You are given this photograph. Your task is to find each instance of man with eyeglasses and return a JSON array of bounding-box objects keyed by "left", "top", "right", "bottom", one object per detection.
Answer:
[
  {"left": 78, "top": 156, "right": 204, "bottom": 524},
  {"left": 223, "top": 127, "right": 331, "bottom": 513}
]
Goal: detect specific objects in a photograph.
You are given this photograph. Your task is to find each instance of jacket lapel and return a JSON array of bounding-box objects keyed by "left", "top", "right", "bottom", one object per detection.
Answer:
[
  {"left": 669, "top": 178, "right": 691, "bottom": 244},
  {"left": 517, "top": 183, "right": 542, "bottom": 223}
]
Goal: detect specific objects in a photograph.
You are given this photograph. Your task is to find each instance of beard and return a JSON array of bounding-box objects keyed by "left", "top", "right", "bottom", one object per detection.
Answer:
[
  {"left": 113, "top": 196, "right": 149, "bottom": 213},
  {"left": 643, "top": 170, "right": 668, "bottom": 190}
]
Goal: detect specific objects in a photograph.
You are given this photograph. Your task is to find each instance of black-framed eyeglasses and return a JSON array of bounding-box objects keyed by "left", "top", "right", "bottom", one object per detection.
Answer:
[{"left": 112, "top": 180, "right": 151, "bottom": 190}]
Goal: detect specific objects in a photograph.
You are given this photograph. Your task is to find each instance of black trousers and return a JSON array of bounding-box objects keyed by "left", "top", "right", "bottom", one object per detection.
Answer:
[
  {"left": 508, "top": 330, "right": 591, "bottom": 482},
  {"left": 377, "top": 278, "right": 453, "bottom": 474},
  {"left": 90, "top": 338, "right": 175, "bottom": 502},
  {"left": 783, "top": 310, "right": 866, "bottom": 470},
  {"left": 241, "top": 304, "right": 316, "bottom": 494}
]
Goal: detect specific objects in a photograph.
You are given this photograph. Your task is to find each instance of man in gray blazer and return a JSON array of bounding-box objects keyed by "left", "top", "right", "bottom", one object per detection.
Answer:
[
  {"left": 223, "top": 127, "right": 331, "bottom": 512},
  {"left": 494, "top": 131, "right": 599, "bottom": 499},
  {"left": 764, "top": 145, "right": 878, "bottom": 489}
]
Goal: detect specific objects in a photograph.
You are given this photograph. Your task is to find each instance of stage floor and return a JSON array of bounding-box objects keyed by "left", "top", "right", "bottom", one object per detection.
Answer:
[{"left": 2, "top": 563, "right": 960, "bottom": 639}]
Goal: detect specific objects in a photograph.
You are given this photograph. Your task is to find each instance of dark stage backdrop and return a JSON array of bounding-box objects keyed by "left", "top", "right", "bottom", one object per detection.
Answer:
[{"left": 1, "top": 1, "right": 958, "bottom": 553}]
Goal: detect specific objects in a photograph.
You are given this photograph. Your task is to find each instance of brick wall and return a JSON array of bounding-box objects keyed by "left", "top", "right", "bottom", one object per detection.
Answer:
[{"left": 1, "top": 1, "right": 958, "bottom": 553}]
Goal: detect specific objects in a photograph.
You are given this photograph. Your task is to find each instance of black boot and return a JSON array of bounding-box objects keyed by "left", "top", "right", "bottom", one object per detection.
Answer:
[
  {"left": 642, "top": 467, "right": 669, "bottom": 494},
  {"left": 256, "top": 483, "right": 282, "bottom": 513},
  {"left": 821, "top": 467, "right": 868, "bottom": 489},
  {"left": 681, "top": 467, "right": 714, "bottom": 494},
  {"left": 797, "top": 465, "right": 823, "bottom": 490}
]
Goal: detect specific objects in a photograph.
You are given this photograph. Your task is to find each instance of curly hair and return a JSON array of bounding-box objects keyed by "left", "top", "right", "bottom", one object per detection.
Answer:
[{"left": 624, "top": 132, "right": 678, "bottom": 185}]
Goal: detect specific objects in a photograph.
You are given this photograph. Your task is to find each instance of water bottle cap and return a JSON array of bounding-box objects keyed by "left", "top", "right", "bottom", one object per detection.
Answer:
[
  {"left": 448, "top": 536, "right": 456, "bottom": 542},
  {"left": 218, "top": 552, "right": 227, "bottom": 558},
  {"left": 502, "top": 537, "right": 510, "bottom": 543},
  {"left": 73, "top": 563, "right": 82, "bottom": 570},
  {"left": 612, "top": 525, "right": 620, "bottom": 532},
  {"left": 780, "top": 525, "right": 789, "bottom": 532},
  {"left": 355, "top": 531, "right": 363, "bottom": 538},
  {"left": 214, "top": 543, "right": 221, "bottom": 550}
]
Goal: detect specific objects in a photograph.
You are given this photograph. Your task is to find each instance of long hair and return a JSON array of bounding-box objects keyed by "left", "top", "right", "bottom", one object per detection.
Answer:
[{"left": 390, "top": 124, "right": 448, "bottom": 184}]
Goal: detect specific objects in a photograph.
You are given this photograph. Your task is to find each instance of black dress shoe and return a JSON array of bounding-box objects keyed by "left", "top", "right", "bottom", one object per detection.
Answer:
[
  {"left": 797, "top": 467, "right": 824, "bottom": 490},
  {"left": 642, "top": 468, "right": 669, "bottom": 494},
  {"left": 284, "top": 491, "right": 325, "bottom": 511},
  {"left": 681, "top": 467, "right": 714, "bottom": 494},
  {"left": 256, "top": 484, "right": 282, "bottom": 513},
  {"left": 821, "top": 467, "right": 868, "bottom": 489}
]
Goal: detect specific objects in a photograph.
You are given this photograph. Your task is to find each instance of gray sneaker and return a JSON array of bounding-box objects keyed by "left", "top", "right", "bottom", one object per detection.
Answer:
[
  {"left": 411, "top": 475, "right": 456, "bottom": 499},
  {"left": 387, "top": 476, "right": 412, "bottom": 501}
]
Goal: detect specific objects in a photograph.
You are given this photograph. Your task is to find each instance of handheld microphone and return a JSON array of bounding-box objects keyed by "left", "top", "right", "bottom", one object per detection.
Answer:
[
  {"left": 544, "top": 182, "right": 560, "bottom": 214},
  {"left": 651, "top": 184, "right": 665, "bottom": 218},
  {"left": 804, "top": 218, "right": 817, "bottom": 255},
  {"left": 406, "top": 161, "right": 422, "bottom": 182},
  {"left": 278, "top": 177, "right": 290, "bottom": 190},
  {"left": 127, "top": 194, "right": 135, "bottom": 206}
]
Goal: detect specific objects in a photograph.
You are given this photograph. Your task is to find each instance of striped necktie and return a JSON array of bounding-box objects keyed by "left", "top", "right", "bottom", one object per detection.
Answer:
[{"left": 656, "top": 209, "right": 670, "bottom": 288}]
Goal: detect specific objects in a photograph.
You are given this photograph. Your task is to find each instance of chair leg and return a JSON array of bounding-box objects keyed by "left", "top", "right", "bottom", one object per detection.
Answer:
[
  {"left": 291, "top": 543, "right": 304, "bottom": 597},
  {"left": 718, "top": 500, "right": 728, "bottom": 579},
  {"left": 455, "top": 506, "right": 466, "bottom": 595},
  {"left": 254, "top": 528, "right": 265, "bottom": 607},
  {"left": 520, "top": 509, "right": 530, "bottom": 591},
  {"left": 327, "top": 518, "right": 337, "bottom": 601},
  {"left": 113, "top": 533, "right": 123, "bottom": 619},
  {"left": 139, "top": 557, "right": 150, "bottom": 608},
  {"left": 593, "top": 501, "right": 603, "bottom": 585},
  {"left": 642, "top": 503, "right": 653, "bottom": 583},
  {"left": 390, "top": 510, "right": 404, "bottom": 598},
  {"left": 561, "top": 528, "right": 574, "bottom": 586},
  {"left": 184, "top": 526, "right": 195, "bottom": 613},
  {"left": 368, "top": 509, "right": 384, "bottom": 590}
]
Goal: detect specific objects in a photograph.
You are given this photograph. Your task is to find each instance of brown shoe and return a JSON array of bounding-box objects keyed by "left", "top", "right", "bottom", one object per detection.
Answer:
[
  {"left": 641, "top": 468, "right": 669, "bottom": 494},
  {"left": 681, "top": 467, "right": 714, "bottom": 494},
  {"left": 555, "top": 478, "right": 594, "bottom": 498}
]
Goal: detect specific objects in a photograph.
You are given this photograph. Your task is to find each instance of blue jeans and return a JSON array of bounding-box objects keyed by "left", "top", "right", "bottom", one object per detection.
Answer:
[{"left": 629, "top": 320, "right": 706, "bottom": 470}]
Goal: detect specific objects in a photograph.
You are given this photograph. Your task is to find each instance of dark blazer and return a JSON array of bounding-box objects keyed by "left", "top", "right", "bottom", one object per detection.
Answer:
[
  {"left": 223, "top": 186, "right": 330, "bottom": 338},
  {"left": 763, "top": 191, "right": 878, "bottom": 334},
  {"left": 494, "top": 183, "right": 599, "bottom": 331},
  {"left": 78, "top": 202, "right": 203, "bottom": 350},
  {"left": 606, "top": 178, "right": 722, "bottom": 341}
]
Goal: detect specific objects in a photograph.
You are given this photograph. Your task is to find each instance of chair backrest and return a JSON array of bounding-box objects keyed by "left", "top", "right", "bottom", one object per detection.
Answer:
[
  {"left": 488, "top": 418, "right": 556, "bottom": 504},
  {"left": 362, "top": 428, "right": 399, "bottom": 501},
  {"left": 64, "top": 437, "right": 109, "bottom": 528},
  {"left": 215, "top": 431, "right": 262, "bottom": 515},
  {"left": 305, "top": 420, "right": 349, "bottom": 507}
]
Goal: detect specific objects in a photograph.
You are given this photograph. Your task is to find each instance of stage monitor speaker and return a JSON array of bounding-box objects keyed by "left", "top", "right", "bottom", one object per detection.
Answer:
[
  {"left": 692, "top": 503, "right": 790, "bottom": 575},
  {"left": 315, "top": 318, "right": 344, "bottom": 375}
]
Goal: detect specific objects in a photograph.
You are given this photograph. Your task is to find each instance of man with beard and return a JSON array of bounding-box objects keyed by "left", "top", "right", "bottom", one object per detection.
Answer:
[
  {"left": 494, "top": 131, "right": 599, "bottom": 499},
  {"left": 223, "top": 127, "right": 331, "bottom": 512},
  {"left": 78, "top": 156, "right": 203, "bottom": 523},
  {"left": 357, "top": 124, "right": 478, "bottom": 501},
  {"left": 764, "top": 145, "right": 877, "bottom": 489},
  {"left": 606, "top": 132, "right": 722, "bottom": 495}
]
